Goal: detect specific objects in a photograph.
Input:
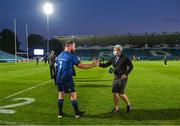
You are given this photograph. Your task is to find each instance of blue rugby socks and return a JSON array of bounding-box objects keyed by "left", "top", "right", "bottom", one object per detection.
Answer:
[
  {"left": 58, "top": 99, "right": 64, "bottom": 114},
  {"left": 71, "top": 99, "right": 79, "bottom": 114}
]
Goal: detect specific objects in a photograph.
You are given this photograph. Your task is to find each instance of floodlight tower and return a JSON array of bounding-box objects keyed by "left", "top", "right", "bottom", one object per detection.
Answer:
[{"left": 43, "top": 2, "right": 53, "bottom": 54}]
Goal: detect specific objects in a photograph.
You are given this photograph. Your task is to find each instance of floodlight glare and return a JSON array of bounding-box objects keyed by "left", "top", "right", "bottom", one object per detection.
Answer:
[
  {"left": 43, "top": 2, "right": 53, "bottom": 15},
  {"left": 43, "top": 2, "right": 54, "bottom": 53}
]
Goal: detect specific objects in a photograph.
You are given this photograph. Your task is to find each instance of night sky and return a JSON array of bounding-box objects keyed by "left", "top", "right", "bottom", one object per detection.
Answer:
[{"left": 0, "top": 0, "right": 180, "bottom": 49}]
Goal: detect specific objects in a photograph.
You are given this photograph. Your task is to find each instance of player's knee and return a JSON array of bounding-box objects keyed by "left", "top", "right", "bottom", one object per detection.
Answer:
[
  {"left": 70, "top": 92, "right": 77, "bottom": 100},
  {"left": 70, "top": 96, "right": 77, "bottom": 100},
  {"left": 59, "top": 92, "right": 65, "bottom": 99},
  {"left": 59, "top": 95, "right": 64, "bottom": 99}
]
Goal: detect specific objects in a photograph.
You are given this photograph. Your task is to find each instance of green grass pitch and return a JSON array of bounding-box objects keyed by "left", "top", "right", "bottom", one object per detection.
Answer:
[{"left": 0, "top": 61, "right": 180, "bottom": 125}]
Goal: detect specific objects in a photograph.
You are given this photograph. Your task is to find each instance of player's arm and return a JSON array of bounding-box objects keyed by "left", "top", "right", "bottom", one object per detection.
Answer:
[
  {"left": 72, "top": 54, "right": 99, "bottom": 69},
  {"left": 76, "top": 61, "right": 98, "bottom": 69}
]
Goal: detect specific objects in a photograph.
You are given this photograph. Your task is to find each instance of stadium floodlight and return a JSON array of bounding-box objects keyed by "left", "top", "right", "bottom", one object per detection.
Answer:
[
  {"left": 43, "top": 2, "right": 54, "bottom": 54},
  {"left": 43, "top": 2, "right": 53, "bottom": 15}
]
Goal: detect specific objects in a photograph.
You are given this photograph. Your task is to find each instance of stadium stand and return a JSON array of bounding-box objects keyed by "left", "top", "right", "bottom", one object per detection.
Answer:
[
  {"left": 75, "top": 46, "right": 180, "bottom": 61},
  {"left": 56, "top": 33, "right": 180, "bottom": 61},
  {"left": 0, "top": 50, "right": 25, "bottom": 62}
]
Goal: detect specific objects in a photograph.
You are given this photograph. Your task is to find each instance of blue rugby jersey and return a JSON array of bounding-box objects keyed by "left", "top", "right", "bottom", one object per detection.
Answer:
[{"left": 55, "top": 51, "right": 80, "bottom": 84}]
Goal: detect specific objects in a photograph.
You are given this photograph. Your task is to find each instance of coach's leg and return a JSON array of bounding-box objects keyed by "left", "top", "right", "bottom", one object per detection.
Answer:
[
  {"left": 119, "top": 79, "right": 131, "bottom": 105},
  {"left": 52, "top": 66, "right": 55, "bottom": 78},
  {"left": 58, "top": 91, "right": 65, "bottom": 115},
  {"left": 119, "top": 94, "right": 131, "bottom": 105},
  {"left": 119, "top": 93, "right": 132, "bottom": 113},
  {"left": 50, "top": 65, "right": 53, "bottom": 79},
  {"left": 113, "top": 93, "right": 119, "bottom": 111}
]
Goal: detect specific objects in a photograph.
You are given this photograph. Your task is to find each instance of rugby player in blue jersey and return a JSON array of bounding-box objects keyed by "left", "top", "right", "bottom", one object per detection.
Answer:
[{"left": 55, "top": 41, "right": 99, "bottom": 118}]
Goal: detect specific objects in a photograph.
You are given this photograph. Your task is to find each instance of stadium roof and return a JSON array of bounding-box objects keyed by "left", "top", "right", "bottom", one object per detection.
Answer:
[{"left": 54, "top": 32, "right": 180, "bottom": 46}]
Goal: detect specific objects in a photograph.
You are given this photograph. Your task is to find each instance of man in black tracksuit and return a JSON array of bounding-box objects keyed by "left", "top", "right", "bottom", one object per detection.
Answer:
[
  {"left": 48, "top": 51, "right": 56, "bottom": 79},
  {"left": 163, "top": 55, "right": 168, "bottom": 66},
  {"left": 99, "top": 45, "right": 133, "bottom": 113}
]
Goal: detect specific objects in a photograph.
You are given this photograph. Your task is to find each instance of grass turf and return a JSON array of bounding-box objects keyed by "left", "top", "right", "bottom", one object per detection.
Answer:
[{"left": 0, "top": 61, "right": 180, "bottom": 125}]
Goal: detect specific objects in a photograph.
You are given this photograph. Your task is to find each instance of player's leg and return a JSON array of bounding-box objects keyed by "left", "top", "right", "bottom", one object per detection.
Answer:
[
  {"left": 58, "top": 91, "right": 65, "bottom": 118},
  {"left": 70, "top": 91, "right": 78, "bottom": 114},
  {"left": 67, "top": 77, "right": 85, "bottom": 118},
  {"left": 57, "top": 82, "right": 66, "bottom": 118},
  {"left": 70, "top": 91, "right": 85, "bottom": 118}
]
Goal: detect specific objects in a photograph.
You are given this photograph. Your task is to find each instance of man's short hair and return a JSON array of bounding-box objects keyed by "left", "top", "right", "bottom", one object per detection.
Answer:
[
  {"left": 114, "top": 44, "right": 123, "bottom": 51},
  {"left": 65, "top": 41, "right": 74, "bottom": 47}
]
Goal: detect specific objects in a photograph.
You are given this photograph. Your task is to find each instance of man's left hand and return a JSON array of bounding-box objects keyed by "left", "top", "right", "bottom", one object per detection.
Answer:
[
  {"left": 121, "top": 74, "right": 127, "bottom": 80},
  {"left": 93, "top": 59, "right": 100, "bottom": 66}
]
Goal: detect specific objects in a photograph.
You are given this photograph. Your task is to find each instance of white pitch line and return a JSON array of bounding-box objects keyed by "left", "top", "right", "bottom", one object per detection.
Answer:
[
  {"left": 0, "top": 80, "right": 52, "bottom": 101},
  {"left": 0, "top": 120, "right": 17, "bottom": 125},
  {"left": 0, "top": 69, "right": 82, "bottom": 101}
]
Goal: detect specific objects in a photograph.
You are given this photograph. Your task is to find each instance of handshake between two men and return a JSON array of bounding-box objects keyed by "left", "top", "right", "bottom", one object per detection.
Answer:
[{"left": 55, "top": 42, "right": 133, "bottom": 118}]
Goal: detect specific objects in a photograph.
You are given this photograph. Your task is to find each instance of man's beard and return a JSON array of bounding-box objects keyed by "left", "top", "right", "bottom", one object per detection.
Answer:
[{"left": 70, "top": 49, "right": 76, "bottom": 54}]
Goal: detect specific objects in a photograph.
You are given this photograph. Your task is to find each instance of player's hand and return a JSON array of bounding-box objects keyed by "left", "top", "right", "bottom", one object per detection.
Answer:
[
  {"left": 121, "top": 74, "right": 127, "bottom": 80},
  {"left": 92, "top": 59, "right": 100, "bottom": 67}
]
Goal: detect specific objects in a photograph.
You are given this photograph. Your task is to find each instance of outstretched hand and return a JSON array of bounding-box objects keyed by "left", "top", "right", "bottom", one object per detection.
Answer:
[
  {"left": 92, "top": 59, "right": 100, "bottom": 67},
  {"left": 121, "top": 74, "right": 127, "bottom": 80}
]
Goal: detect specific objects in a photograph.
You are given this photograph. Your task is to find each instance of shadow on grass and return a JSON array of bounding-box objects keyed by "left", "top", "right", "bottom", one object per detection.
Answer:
[
  {"left": 74, "top": 77, "right": 97, "bottom": 80},
  {"left": 76, "top": 84, "right": 111, "bottom": 88},
  {"left": 74, "top": 78, "right": 112, "bottom": 88},
  {"left": 75, "top": 79, "right": 112, "bottom": 83},
  {"left": 85, "top": 109, "right": 180, "bottom": 120}
]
